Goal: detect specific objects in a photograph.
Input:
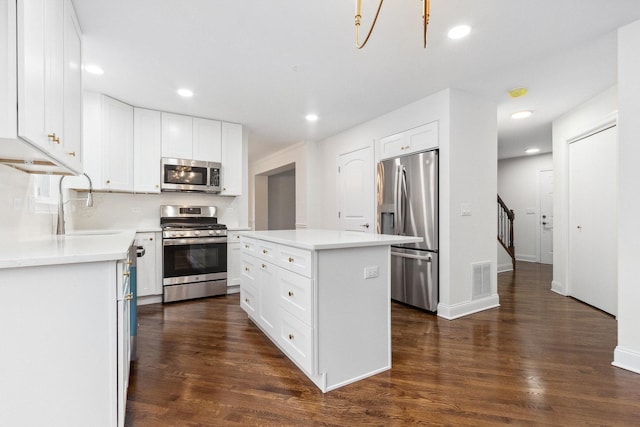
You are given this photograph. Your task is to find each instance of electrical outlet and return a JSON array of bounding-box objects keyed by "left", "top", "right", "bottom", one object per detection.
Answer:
[{"left": 364, "top": 266, "right": 379, "bottom": 279}]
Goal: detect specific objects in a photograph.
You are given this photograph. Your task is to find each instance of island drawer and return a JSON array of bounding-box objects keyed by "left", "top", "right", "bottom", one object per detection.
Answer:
[
  {"left": 279, "top": 269, "right": 312, "bottom": 325},
  {"left": 278, "top": 309, "right": 313, "bottom": 375},
  {"left": 240, "top": 286, "right": 257, "bottom": 315},
  {"left": 240, "top": 256, "right": 258, "bottom": 287},
  {"left": 256, "top": 240, "right": 277, "bottom": 263},
  {"left": 240, "top": 237, "right": 257, "bottom": 255},
  {"left": 277, "top": 245, "right": 312, "bottom": 277}
]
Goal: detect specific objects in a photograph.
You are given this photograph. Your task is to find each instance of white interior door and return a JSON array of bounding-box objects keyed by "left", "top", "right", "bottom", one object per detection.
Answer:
[
  {"left": 539, "top": 169, "right": 553, "bottom": 264},
  {"left": 338, "top": 146, "right": 374, "bottom": 232},
  {"left": 568, "top": 125, "right": 617, "bottom": 315}
]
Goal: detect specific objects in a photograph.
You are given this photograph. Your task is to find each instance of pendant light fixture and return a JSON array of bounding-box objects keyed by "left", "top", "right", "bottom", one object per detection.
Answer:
[{"left": 355, "top": 0, "right": 430, "bottom": 49}]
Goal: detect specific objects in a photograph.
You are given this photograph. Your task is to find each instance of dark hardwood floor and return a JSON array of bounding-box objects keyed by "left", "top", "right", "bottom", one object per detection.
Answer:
[{"left": 126, "top": 262, "right": 640, "bottom": 426}]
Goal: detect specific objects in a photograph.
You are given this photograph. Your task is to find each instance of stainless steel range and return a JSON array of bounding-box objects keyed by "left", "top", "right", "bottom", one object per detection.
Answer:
[{"left": 161, "top": 205, "right": 227, "bottom": 303}]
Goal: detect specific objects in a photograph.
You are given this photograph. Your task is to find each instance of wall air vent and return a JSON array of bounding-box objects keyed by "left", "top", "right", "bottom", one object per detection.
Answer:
[{"left": 472, "top": 262, "right": 491, "bottom": 299}]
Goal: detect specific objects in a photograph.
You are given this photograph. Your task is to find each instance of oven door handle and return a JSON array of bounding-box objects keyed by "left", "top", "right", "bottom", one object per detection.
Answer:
[{"left": 163, "top": 237, "right": 228, "bottom": 246}]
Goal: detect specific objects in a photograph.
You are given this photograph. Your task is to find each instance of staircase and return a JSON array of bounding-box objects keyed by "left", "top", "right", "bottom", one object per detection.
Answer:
[{"left": 497, "top": 195, "right": 516, "bottom": 270}]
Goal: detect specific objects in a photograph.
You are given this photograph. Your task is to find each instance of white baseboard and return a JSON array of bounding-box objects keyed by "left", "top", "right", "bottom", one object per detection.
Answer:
[
  {"left": 497, "top": 263, "right": 513, "bottom": 273},
  {"left": 227, "top": 285, "right": 240, "bottom": 294},
  {"left": 437, "top": 295, "right": 500, "bottom": 320},
  {"left": 551, "top": 280, "right": 566, "bottom": 295},
  {"left": 613, "top": 346, "right": 640, "bottom": 375},
  {"left": 515, "top": 254, "right": 537, "bottom": 262}
]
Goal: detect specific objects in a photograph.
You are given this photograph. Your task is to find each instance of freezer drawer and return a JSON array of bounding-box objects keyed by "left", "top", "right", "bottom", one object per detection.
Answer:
[{"left": 390, "top": 248, "right": 438, "bottom": 312}]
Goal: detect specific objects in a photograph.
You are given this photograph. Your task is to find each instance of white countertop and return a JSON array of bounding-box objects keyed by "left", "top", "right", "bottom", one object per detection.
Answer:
[
  {"left": 241, "top": 229, "right": 422, "bottom": 250},
  {"left": 0, "top": 230, "right": 136, "bottom": 269}
]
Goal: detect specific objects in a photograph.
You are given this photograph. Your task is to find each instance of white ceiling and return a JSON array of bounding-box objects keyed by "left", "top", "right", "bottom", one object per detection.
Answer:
[{"left": 73, "top": 0, "right": 640, "bottom": 161}]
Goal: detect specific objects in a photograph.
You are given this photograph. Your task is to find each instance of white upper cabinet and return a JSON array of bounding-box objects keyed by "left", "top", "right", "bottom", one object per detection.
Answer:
[
  {"left": 193, "top": 118, "right": 221, "bottom": 162},
  {"left": 162, "top": 113, "right": 222, "bottom": 163},
  {"left": 379, "top": 121, "right": 438, "bottom": 160},
  {"left": 161, "top": 112, "right": 192, "bottom": 159},
  {"left": 13, "top": 0, "right": 82, "bottom": 173},
  {"left": 0, "top": 0, "right": 17, "bottom": 140},
  {"left": 220, "top": 122, "right": 243, "bottom": 196},
  {"left": 101, "top": 95, "right": 134, "bottom": 191},
  {"left": 133, "top": 108, "right": 161, "bottom": 193}
]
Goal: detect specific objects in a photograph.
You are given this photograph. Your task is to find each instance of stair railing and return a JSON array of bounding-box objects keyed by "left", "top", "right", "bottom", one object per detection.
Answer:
[{"left": 497, "top": 195, "right": 516, "bottom": 270}]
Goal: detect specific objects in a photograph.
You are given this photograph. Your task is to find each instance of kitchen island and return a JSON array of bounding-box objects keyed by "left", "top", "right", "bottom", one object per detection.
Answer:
[
  {"left": 0, "top": 230, "right": 136, "bottom": 427},
  {"left": 239, "top": 229, "right": 422, "bottom": 392}
]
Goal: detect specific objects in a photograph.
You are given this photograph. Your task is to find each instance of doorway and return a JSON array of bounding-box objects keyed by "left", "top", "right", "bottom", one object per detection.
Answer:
[
  {"left": 538, "top": 169, "right": 553, "bottom": 264},
  {"left": 254, "top": 163, "right": 296, "bottom": 230}
]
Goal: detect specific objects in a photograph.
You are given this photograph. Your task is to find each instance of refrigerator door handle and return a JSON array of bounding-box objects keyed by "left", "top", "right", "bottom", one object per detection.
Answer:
[
  {"left": 391, "top": 251, "right": 432, "bottom": 262},
  {"left": 395, "top": 165, "right": 408, "bottom": 234}
]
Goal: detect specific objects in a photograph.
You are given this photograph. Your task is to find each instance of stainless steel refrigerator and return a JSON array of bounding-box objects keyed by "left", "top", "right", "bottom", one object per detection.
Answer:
[{"left": 377, "top": 149, "right": 438, "bottom": 312}]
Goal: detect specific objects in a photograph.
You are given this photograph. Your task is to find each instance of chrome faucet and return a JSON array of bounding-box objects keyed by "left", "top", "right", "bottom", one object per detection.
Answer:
[{"left": 57, "top": 173, "right": 94, "bottom": 235}]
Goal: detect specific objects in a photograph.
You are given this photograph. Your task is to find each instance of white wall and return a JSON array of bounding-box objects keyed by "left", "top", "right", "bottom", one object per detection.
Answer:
[
  {"left": 614, "top": 19, "right": 640, "bottom": 374},
  {"left": 498, "top": 153, "right": 553, "bottom": 270},
  {"left": 253, "top": 88, "right": 498, "bottom": 320},
  {"left": 0, "top": 166, "right": 57, "bottom": 237},
  {"left": 551, "top": 86, "right": 617, "bottom": 296}
]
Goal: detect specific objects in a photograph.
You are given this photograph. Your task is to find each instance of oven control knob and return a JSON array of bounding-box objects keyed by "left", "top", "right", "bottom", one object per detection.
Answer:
[
  {"left": 215, "top": 230, "right": 221, "bottom": 235},
  {"left": 194, "top": 230, "right": 200, "bottom": 236},
  {"left": 209, "top": 230, "right": 214, "bottom": 235},
  {"left": 179, "top": 231, "right": 185, "bottom": 237}
]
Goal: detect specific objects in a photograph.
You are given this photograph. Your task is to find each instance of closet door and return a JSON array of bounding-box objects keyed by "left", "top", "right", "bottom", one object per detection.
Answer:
[{"left": 568, "top": 125, "right": 617, "bottom": 315}]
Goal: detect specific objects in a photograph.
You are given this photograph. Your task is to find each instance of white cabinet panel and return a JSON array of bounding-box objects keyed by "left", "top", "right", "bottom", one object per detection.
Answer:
[
  {"left": 279, "top": 268, "right": 312, "bottom": 325},
  {"left": 101, "top": 95, "right": 134, "bottom": 191},
  {"left": 220, "top": 122, "right": 243, "bottom": 195},
  {"left": 0, "top": 0, "right": 17, "bottom": 139},
  {"left": 135, "top": 232, "right": 160, "bottom": 297},
  {"left": 61, "top": 0, "right": 82, "bottom": 171},
  {"left": 133, "top": 108, "right": 161, "bottom": 193},
  {"left": 278, "top": 309, "right": 313, "bottom": 374},
  {"left": 258, "top": 260, "right": 278, "bottom": 333},
  {"left": 161, "top": 112, "right": 192, "bottom": 159},
  {"left": 379, "top": 121, "right": 438, "bottom": 160},
  {"left": 193, "top": 117, "right": 221, "bottom": 162},
  {"left": 227, "top": 231, "right": 244, "bottom": 293}
]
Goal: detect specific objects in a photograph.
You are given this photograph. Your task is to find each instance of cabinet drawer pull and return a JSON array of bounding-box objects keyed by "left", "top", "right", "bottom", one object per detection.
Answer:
[
  {"left": 47, "top": 133, "right": 60, "bottom": 143},
  {"left": 288, "top": 257, "right": 294, "bottom": 263},
  {"left": 125, "top": 293, "right": 133, "bottom": 301},
  {"left": 235, "top": 235, "right": 240, "bottom": 239},
  {"left": 244, "top": 267, "right": 250, "bottom": 272},
  {"left": 244, "top": 244, "right": 249, "bottom": 249},
  {"left": 245, "top": 298, "right": 250, "bottom": 303},
  {"left": 288, "top": 334, "right": 294, "bottom": 340},
  {"left": 288, "top": 290, "right": 294, "bottom": 297},
  {"left": 123, "top": 271, "right": 130, "bottom": 277},
  {"left": 262, "top": 249, "right": 268, "bottom": 254},
  {"left": 68, "top": 151, "right": 76, "bottom": 157},
  {"left": 261, "top": 264, "right": 267, "bottom": 268}
]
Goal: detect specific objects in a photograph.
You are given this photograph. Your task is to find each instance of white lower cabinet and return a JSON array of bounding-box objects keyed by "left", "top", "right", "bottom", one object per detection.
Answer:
[
  {"left": 0, "top": 257, "right": 133, "bottom": 426},
  {"left": 135, "top": 232, "right": 162, "bottom": 297},
  {"left": 226, "top": 230, "right": 245, "bottom": 294}
]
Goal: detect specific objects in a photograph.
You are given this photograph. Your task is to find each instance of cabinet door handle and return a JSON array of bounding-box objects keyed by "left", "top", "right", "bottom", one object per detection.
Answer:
[
  {"left": 68, "top": 151, "right": 76, "bottom": 157},
  {"left": 288, "top": 257, "right": 294, "bottom": 263},
  {"left": 288, "top": 290, "right": 294, "bottom": 297},
  {"left": 47, "top": 133, "right": 60, "bottom": 143},
  {"left": 106, "top": 180, "right": 111, "bottom": 184},
  {"left": 288, "top": 334, "right": 294, "bottom": 340},
  {"left": 244, "top": 244, "right": 249, "bottom": 249},
  {"left": 245, "top": 297, "right": 250, "bottom": 303},
  {"left": 125, "top": 293, "right": 133, "bottom": 301},
  {"left": 261, "top": 264, "right": 267, "bottom": 268},
  {"left": 123, "top": 271, "right": 130, "bottom": 277},
  {"left": 244, "top": 267, "right": 250, "bottom": 272},
  {"left": 262, "top": 249, "right": 268, "bottom": 254}
]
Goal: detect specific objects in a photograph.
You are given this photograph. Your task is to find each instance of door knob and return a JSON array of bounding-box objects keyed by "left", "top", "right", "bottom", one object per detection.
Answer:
[{"left": 361, "top": 223, "right": 370, "bottom": 228}]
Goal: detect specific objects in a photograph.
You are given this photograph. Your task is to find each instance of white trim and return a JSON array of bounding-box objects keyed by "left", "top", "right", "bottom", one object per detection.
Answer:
[
  {"left": 537, "top": 168, "right": 553, "bottom": 264},
  {"left": 566, "top": 112, "right": 618, "bottom": 145},
  {"left": 612, "top": 346, "right": 640, "bottom": 375},
  {"left": 437, "top": 295, "right": 500, "bottom": 320},
  {"left": 295, "top": 223, "right": 308, "bottom": 229},
  {"left": 497, "top": 263, "right": 513, "bottom": 273},
  {"left": 515, "top": 254, "right": 537, "bottom": 263},
  {"left": 551, "top": 280, "right": 566, "bottom": 295}
]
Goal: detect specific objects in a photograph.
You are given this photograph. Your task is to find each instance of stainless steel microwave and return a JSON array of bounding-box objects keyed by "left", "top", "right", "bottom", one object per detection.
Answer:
[{"left": 161, "top": 158, "right": 221, "bottom": 193}]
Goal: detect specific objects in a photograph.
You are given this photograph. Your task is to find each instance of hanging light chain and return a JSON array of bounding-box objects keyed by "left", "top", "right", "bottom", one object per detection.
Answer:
[{"left": 355, "top": 0, "right": 430, "bottom": 49}]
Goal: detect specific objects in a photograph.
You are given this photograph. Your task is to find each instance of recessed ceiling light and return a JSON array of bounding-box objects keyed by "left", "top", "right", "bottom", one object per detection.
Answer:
[
  {"left": 511, "top": 110, "right": 533, "bottom": 119},
  {"left": 84, "top": 64, "right": 104, "bottom": 75},
  {"left": 448, "top": 25, "right": 471, "bottom": 40},
  {"left": 305, "top": 114, "right": 318, "bottom": 122},
  {"left": 177, "top": 88, "right": 194, "bottom": 98},
  {"left": 525, "top": 148, "right": 540, "bottom": 155}
]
